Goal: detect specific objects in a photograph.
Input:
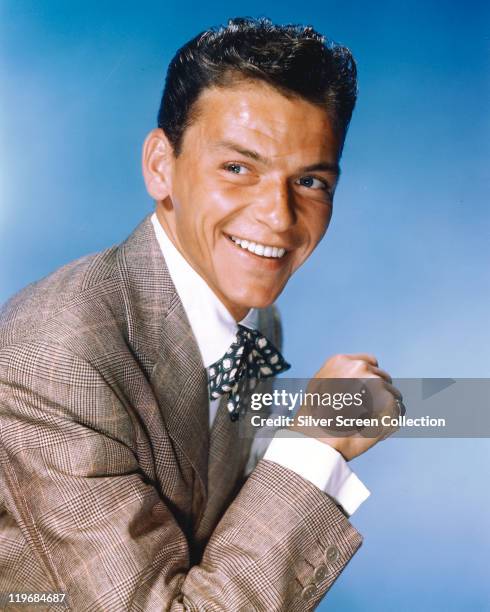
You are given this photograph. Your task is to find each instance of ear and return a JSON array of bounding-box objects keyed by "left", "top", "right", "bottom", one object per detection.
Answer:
[{"left": 142, "top": 128, "right": 174, "bottom": 201}]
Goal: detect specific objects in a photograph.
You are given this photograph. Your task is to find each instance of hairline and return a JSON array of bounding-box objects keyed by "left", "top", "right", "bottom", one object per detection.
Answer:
[{"left": 171, "top": 72, "right": 346, "bottom": 157}]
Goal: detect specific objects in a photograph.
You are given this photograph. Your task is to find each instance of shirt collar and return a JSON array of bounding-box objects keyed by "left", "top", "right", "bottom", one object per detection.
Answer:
[{"left": 151, "top": 213, "right": 258, "bottom": 367}]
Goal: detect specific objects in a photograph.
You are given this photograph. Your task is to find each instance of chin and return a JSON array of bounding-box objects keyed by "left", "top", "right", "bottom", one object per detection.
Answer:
[{"left": 225, "top": 284, "right": 284, "bottom": 312}]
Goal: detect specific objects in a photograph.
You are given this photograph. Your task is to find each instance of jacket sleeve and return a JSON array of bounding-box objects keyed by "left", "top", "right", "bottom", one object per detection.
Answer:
[{"left": 0, "top": 341, "right": 362, "bottom": 612}]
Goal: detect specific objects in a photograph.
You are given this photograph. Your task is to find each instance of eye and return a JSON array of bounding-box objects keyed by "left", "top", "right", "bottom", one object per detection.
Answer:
[
  {"left": 224, "top": 162, "right": 250, "bottom": 175},
  {"left": 295, "top": 175, "right": 328, "bottom": 190}
]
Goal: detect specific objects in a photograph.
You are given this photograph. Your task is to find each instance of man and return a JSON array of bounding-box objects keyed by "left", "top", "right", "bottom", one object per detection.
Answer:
[{"left": 0, "top": 18, "right": 401, "bottom": 611}]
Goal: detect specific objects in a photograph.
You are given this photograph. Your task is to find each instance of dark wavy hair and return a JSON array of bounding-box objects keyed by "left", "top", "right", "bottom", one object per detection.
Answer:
[{"left": 158, "top": 17, "right": 357, "bottom": 154}]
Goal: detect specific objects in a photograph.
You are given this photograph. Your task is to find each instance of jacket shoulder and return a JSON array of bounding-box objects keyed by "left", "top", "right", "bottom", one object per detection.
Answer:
[{"left": 0, "top": 246, "right": 120, "bottom": 350}]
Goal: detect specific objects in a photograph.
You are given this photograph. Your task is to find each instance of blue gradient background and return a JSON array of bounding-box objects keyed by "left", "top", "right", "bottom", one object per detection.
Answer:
[{"left": 1, "top": 2, "right": 489, "bottom": 610}]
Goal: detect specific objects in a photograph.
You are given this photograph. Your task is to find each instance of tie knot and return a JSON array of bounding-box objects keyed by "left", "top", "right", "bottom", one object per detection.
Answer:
[
  {"left": 207, "top": 325, "right": 290, "bottom": 421},
  {"left": 236, "top": 324, "right": 269, "bottom": 349}
]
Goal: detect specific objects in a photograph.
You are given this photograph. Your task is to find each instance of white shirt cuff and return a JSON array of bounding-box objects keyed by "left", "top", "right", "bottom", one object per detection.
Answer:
[{"left": 263, "top": 429, "right": 370, "bottom": 516}]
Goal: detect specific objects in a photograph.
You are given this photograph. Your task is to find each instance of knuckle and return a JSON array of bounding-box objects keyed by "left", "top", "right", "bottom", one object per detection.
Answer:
[{"left": 329, "top": 354, "right": 346, "bottom": 370}]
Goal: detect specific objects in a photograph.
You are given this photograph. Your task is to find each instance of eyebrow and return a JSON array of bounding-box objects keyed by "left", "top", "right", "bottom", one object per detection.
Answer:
[
  {"left": 302, "top": 162, "right": 341, "bottom": 176},
  {"left": 214, "top": 139, "right": 340, "bottom": 175},
  {"left": 214, "top": 140, "right": 267, "bottom": 163}
]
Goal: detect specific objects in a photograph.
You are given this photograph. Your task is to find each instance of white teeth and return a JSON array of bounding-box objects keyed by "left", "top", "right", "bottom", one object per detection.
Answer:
[{"left": 230, "top": 236, "right": 287, "bottom": 259}]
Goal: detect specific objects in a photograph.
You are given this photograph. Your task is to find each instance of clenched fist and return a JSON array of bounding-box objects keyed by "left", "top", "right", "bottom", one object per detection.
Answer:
[{"left": 289, "top": 353, "right": 404, "bottom": 460}]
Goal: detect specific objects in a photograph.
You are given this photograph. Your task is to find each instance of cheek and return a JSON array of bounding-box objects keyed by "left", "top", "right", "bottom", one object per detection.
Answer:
[
  {"left": 172, "top": 187, "right": 243, "bottom": 256},
  {"left": 302, "top": 205, "right": 332, "bottom": 250},
  {"left": 207, "top": 182, "right": 249, "bottom": 216},
  {"left": 175, "top": 166, "right": 244, "bottom": 220}
]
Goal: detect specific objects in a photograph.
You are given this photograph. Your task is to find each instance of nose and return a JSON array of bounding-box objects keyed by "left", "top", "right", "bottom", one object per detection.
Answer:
[{"left": 253, "top": 179, "right": 296, "bottom": 233}]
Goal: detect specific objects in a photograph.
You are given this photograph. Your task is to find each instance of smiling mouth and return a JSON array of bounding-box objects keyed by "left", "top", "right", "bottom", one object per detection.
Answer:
[{"left": 228, "top": 235, "right": 287, "bottom": 259}]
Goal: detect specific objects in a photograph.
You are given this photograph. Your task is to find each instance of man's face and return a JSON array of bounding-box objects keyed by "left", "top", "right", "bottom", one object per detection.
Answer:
[{"left": 155, "top": 80, "right": 343, "bottom": 320}]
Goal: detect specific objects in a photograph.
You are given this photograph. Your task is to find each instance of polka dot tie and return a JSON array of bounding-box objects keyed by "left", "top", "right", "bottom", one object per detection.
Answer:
[{"left": 207, "top": 324, "right": 291, "bottom": 422}]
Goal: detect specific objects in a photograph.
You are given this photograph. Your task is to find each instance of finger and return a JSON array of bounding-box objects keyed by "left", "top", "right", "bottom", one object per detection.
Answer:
[
  {"left": 359, "top": 379, "right": 401, "bottom": 401},
  {"left": 371, "top": 386, "right": 403, "bottom": 423},
  {"left": 367, "top": 365, "right": 392, "bottom": 384},
  {"left": 381, "top": 406, "right": 401, "bottom": 438},
  {"left": 396, "top": 398, "right": 407, "bottom": 417},
  {"left": 348, "top": 353, "right": 378, "bottom": 367},
  {"left": 377, "top": 394, "right": 406, "bottom": 441},
  {"left": 382, "top": 381, "right": 403, "bottom": 402}
]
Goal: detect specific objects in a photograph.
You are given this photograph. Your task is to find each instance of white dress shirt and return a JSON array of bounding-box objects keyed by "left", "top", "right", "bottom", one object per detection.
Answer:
[{"left": 151, "top": 213, "right": 370, "bottom": 516}]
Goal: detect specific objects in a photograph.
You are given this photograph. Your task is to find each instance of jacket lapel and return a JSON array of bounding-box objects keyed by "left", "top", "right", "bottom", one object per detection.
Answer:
[
  {"left": 151, "top": 300, "right": 210, "bottom": 502},
  {"left": 193, "top": 396, "right": 243, "bottom": 544},
  {"left": 117, "top": 215, "right": 209, "bottom": 507}
]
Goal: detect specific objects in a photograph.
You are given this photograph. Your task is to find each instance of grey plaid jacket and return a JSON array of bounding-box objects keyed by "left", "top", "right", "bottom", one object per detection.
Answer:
[{"left": 0, "top": 215, "right": 362, "bottom": 611}]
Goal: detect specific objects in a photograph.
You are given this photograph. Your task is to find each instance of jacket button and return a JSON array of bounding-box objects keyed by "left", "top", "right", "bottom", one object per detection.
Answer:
[
  {"left": 313, "top": 564, "right": 328, "bottom": 583},
  {"left": 325, "top": 544, "right": 340, "bottom": 563},
  {"left": 301, "top": 584, "right": 318, "bottom": 601}
]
